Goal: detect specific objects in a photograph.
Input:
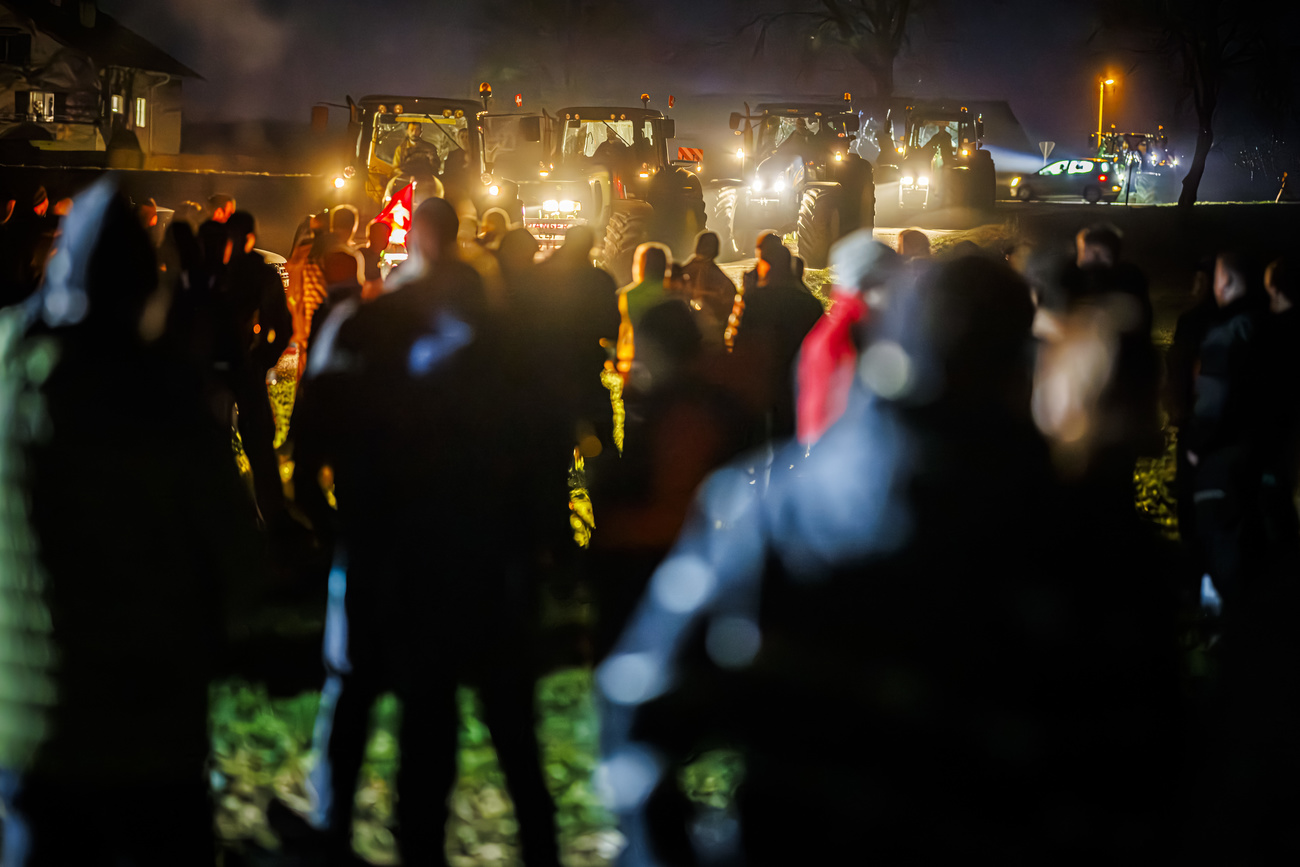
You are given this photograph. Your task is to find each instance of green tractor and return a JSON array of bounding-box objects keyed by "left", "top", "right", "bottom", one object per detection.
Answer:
[
  {"left": 887, "top": 103, "right": 995, "bottom": 211},
  {"left": 706, "top": 96, "right": 874, "bottom": 268},
  {"left": 539, "top": 98, "right": 705, "bottom": 282}
]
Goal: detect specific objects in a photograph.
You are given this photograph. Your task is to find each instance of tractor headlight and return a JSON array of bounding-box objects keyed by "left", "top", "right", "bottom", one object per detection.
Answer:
[
  {"left": 960, "top": 148, "right": 969, "bottom": 157},
  {"left": 542, "top": 199, "right": 559, "bottom": 212},
  {"left": 333, "top": 177, "right": 345, "bottom": 189},
  {"left": 918, "top": 176, "right": 929, "bottom": 186},
  {"left": 773, "top": 178, "right": 786, "bottom": 192},
  {"left": 752, "top": 178, "right": 763, "bottom": 193},
  {"left": 559, "top": 199, "right": 577, "bottom": 213},
  {"left": 488, "top": 184, "right": 500, "bottom": 197},
  {"left": 901, "top": 176, "right": 914, "bottom": 186},
  {"left": 342, "top": 165, "right": 356, "bottom": 179},
  {"left": 834, "top": 152, "right": 843, "bottom": 161}
]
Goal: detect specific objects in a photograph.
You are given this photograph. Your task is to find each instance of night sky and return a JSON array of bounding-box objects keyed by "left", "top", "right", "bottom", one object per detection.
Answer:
[{"left": 98, "top": 0, "right": 1184, "bottom": 156}]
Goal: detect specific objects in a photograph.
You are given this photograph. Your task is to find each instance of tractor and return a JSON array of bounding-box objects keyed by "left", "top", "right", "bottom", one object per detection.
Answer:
[
  {"left": 887, "top": 103, "right": 995, "bottom": 211},
  {"left": 538, "top": 97, "right": 706, "bottom": 283},
  {"left": 1094, "top": 127, "right": 1179, "bottom": 203},
  {"left": 707, "top": 95, "right": 874, "bottom": 268}
]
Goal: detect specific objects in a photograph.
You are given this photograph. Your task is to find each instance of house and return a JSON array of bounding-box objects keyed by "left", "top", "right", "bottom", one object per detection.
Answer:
[{"left": 0, "top": 0, "right": 199, "bottom": 161}]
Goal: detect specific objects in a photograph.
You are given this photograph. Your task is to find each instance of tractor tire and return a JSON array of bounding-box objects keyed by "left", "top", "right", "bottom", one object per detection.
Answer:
[
  {"left": 970, "top": 149, "right": 996, "bottom": 210},
  {"left": 704, "top": 184, "right": 741, "bottom": 261},
  {"left": 795, "top": 185, "right": 843, "bottom": 270},
  {"left": 599, "top": 201, "right": 652, "bottom": 285},
  {"left": 835, "top": 153, "right": 875, "bottom": 235}
]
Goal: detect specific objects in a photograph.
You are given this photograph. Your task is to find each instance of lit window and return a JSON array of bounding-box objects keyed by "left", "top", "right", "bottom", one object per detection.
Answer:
[
  {"left": 135, "top": 97, "right": 146, "bottom": 127},
  {"left": 1039, "top": 160, "right": 1068, "bottom": 176},
  {"left": 111, "top": 94, "right": 123, "bottom": 114},
  {"left": 1067, "top": 160, "right": 1094, "bottom": 174}
]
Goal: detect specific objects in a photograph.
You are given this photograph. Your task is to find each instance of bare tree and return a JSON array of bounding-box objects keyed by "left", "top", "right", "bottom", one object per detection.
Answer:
[
  {"left": 1096, "top": 0, "right": 1269, "bottom": 207},
  {"left": 745, "top": 0, "right": 912, "bottom": 100}
]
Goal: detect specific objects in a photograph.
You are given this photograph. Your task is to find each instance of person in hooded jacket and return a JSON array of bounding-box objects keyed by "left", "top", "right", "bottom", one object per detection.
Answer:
[{"left": 0, "top": 179, "right": 265, "bottom": 867}]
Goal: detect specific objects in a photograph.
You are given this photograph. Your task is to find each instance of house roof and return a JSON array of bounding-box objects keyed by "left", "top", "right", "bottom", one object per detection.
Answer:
[{"left": 3, "top": 1, "right": 202, "bottom": 79}]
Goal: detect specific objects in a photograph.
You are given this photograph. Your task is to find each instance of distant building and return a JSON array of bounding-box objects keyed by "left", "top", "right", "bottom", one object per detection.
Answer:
[{"left": 0, "top": 0, "right": 199, "bottom": 160}]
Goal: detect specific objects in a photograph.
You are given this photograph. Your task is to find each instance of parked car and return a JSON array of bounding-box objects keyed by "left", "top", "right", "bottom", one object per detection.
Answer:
[{"left": 1010, "top": 158, "right": 1125, "bottom": 203}]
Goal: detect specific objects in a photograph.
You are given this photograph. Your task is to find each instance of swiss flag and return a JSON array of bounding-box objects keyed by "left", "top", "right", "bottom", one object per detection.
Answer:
[{"left": 375, "top": 181, "right": 415, "bottom": 246}]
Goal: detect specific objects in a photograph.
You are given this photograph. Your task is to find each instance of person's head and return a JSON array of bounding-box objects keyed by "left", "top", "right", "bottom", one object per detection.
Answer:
[
  {"left": 208, "top": 194, "right": 236, "bottom": 223},
  {"left": 33, "top": 185, "right": 48, "bottom": 217},
  {"left": 499, "top": 227, "right": 539, "bottom": 273},
  {"left": 877, "top": 255, "right": 1034, "bottom": 415},
  {"left": 406, "top": 197, "right": 459, "bottom": 268},
  {"left": 367, "top": 220, "right": 392, "bottom": 250},
  {"left": 633, "top": 242, "right": 670, "bottom": 284},
  {"left": 758, "top": 243, "right": 794, "bottom": 288},
  {"left": 1266, "top": 257, "right": 1297, "bottom": 314},
  {"left": 1, "top": 198, "right": 14, "bottom": 225},
  {"left": 322, "top": 249, "right": 363, "bottom": 286},
  {"left": 1214, "top": 251, "right": 1258, "bottom": 308},
  {"left": 1075, "top": 223, "right": 1122, "bottom": 269},
  {"left": 226, "top": 210, "right": 258, "bottom": 254},
  {"left": 898, "top": 229, "right": 930, "bottom": 260},
  {"left": 37, "top": 177, "right": 158, "bottom": 337},
  {"left": 693, "top": 230, "right": 720, "bottom": 261},
  {"left": 830, "top": 230, "right": 901, "bottom": 298},
  {"left": 1211, "top": 252, "right": 1263, "bottom": 310},
  {"left": 755, "top": 230, "right": 783, "bottom": 262},
  {"left": 199, "top": 219, "right": 232, "bottom": 268},
  {"left": 52, "top": 198, "right": 73, "bottom": 217},
  {"left": 137, "top": 197, "right": 158, "bottom": 230},
  {"left": 480, "top": 208, "right": 511, "bottom": 242},
  {"left": 457, "top": 127, "right": 471, "bottom": 148},
  {"left": 406, "top": 122, "right": 423, "bottom": 141},
  {"left": 330, "top": 204, "right": 359, "bottom": 243}
]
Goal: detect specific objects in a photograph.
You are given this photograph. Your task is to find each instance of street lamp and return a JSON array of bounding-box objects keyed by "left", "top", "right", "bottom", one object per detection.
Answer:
[{"left": 1097, "top": 77, "right": 1115, "bottom": 154}]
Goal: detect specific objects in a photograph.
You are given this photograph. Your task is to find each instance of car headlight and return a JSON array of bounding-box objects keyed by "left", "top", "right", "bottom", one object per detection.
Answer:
[
  {"left": 918, "top": 176, "right": 929, "bottom": 186},
  {"left": 559, "top": 200, "right": 577, "bottom": 213},
  {"left": 488, "top": 184, "right": 500, "bottom": 197},
  {"left": 1010, "top": 177, "right": 1020, "bottom": 186},
  {"left": 901, "top": 176, "right": 914, "bottom": 186},
  {"left": 773, "top": 178, "right": 786, "bottom": 192},
  {"left": 542, "top": 199, "right": 559, "bottom": 212}
]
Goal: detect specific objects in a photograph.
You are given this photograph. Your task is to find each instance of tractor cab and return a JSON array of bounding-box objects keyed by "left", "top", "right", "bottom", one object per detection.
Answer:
[{"left": 342, "top": 95, "right": 483, "bottom": 206}]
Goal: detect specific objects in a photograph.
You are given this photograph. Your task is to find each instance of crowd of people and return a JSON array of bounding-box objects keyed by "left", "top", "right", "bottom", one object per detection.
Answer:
[{"left": 1, "top": 176, "right": 1298, "bottom": 865}]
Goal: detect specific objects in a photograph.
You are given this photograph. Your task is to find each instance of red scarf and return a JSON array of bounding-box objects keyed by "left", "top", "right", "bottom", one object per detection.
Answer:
[{"left": 797, "top": 286, "right": 868, "bottom": 445}]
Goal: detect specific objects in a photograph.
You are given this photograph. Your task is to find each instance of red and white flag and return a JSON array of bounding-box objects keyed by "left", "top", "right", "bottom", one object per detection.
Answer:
[{"left": 375, "top": 181, "right": 415, "bottom": 246}]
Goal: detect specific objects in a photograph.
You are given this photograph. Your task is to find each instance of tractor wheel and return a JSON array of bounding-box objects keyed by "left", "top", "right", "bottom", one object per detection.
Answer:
[
  {"left": 600, "top": 201, "right": 652, "bottom": 285},
  {"left": 705, "top": 184, "right": 741, "bottom": 260},
  {"left": 970, "top": 149, "right": 996, "bottom": 210},
  {"left": 796, "top": 185, "right": 843, "bottom": 270},
  {"left": 1083, "top": 185, "right": 1102, "bottom": 204}
]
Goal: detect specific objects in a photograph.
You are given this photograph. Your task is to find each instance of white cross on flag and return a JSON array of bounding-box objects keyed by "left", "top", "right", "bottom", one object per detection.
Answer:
[{"left": 376, "top": 181, "right": 415, "bottom": 246}]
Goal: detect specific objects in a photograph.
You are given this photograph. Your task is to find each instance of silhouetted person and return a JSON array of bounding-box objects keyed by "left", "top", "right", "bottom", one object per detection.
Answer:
[
  {"left": 1185, "top": 251, "right": 1268, "bottom": 607},
  {"left": 208, "top": 194, "right": 236, "bottom": 224},
  {"left": 329, "top": 204, "right": 359, "bottom": 249},
  {"left": 359, "top": 220, "right": 391, "bottom": 300},
  {"left": 731, "top": 241, "right": 823, "bottom": 439},
  {"left": 897, "top": 228, "right": 931, "bottom": 259},
  {"left": 298, "top": 197, "right": 561, "bottom": 867},
  {"left": 223, "top": 211, "right": 292, "bottom": 520},
  {"left": 0, "top": 178, "right": 265, "bottom": 867},
  {"left": 1165, "top": 259, "right": 1217, "bottom": 558},
  {"left": 593, "top": 127, "right": 632, "bottom": 176},
  {"left": 497, "top": 226, "right": 539, "bottom": 303},
  {"left": 680, "top": 231, "right": 736, "bottom": 335}
]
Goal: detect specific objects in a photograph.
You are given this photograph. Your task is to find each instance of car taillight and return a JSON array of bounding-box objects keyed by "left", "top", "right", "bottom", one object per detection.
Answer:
[{"left": 1098, "top": 174, "right": 1107, "bottom": 181}]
